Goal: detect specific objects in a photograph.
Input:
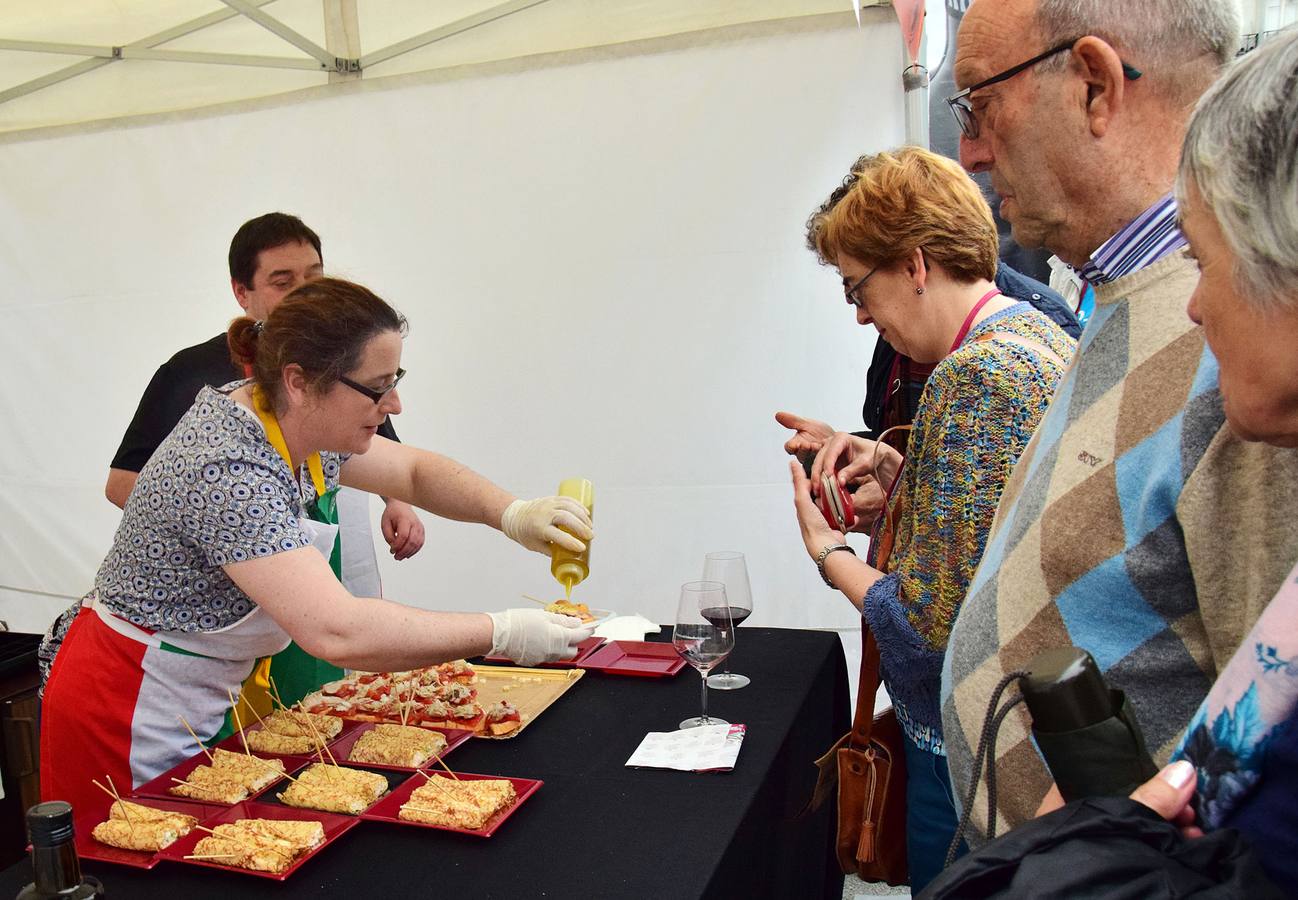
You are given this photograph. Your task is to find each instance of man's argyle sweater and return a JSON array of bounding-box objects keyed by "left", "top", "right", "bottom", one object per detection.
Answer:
[{"left": 940, "top": 254, "right": 1298, "bottom": 841}]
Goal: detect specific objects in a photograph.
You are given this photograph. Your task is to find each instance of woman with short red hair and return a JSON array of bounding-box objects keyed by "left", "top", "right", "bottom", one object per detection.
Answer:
[{"left": 789, "top": 146, "right": 1075, "bottom": 889}]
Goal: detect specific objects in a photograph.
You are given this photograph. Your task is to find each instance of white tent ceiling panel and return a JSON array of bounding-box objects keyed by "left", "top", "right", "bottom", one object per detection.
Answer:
[
  {"left": 0, "top": 2, "right": 882, "bottom": 134},
  {"left": 359, "top": 0, "right": 852, "bottom": 77},
  {"left": 2, "top": 1, "right": 222, "bottom": 44},
  {"left": 0, "top": 50, "right": 76, "bottom": 86},
  {"left": 160, "top": 2, "right": 328, "bottom": 53}
]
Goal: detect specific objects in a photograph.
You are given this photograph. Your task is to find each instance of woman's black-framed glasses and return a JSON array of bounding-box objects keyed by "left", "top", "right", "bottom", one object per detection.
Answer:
[
  {"left": 844, "top": 267, "right": 877, "bottom": 308},
  {"left": 945, "top": 37, "right": 1142, "bottom": 140},
  {"left": 339, "top": 368, "right": 406, "bottom": 403}
]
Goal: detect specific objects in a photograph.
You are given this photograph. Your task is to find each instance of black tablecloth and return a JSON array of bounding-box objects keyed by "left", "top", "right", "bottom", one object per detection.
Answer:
[{"left": 1, "top": 627, "right": 848, "bottom": 899}]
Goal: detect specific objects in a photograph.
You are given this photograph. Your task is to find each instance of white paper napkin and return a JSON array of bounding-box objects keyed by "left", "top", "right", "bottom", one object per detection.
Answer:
[
  {"left": 625, "top": 723, "right": 746, "bottom": 772},
  {"left": 593, "top": 614, "right": 660, "bottom": 641}
]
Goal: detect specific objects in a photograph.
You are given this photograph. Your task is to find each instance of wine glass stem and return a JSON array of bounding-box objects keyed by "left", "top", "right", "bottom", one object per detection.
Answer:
[{"left": 700, "top": 669, "right": 709, "bottom": 722}]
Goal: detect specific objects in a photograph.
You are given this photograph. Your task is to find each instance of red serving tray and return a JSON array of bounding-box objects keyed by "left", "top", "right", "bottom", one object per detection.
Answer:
[
  {"left": 481, "top": 636, "right": 605, "bottom": 668},
  {"left": 74, "top": 797, "right": 224, "bottom": 870},
  {"left": 360, "top": 771, "right": 542, "bottom": 838},
  {"left": 156, "top": 801, "right": 358, "bottom": 881},
  {"left": 326, "top": 722, "right": 472, "bottom": 771},
  {"left": 132, "top": 751, "right": 309, "bottom": 804},
  {"left": 578, "top": 640, "right": 686, "bottom": 677},
  {"left": 213, "top": 718, "right": 362, "bottom": 758}
]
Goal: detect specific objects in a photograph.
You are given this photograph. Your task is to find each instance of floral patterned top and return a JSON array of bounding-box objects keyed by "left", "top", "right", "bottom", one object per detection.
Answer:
[
  {"left": 93, "top": 383, "right": 345, "bottom": 630},
  {"left": 39, "top": 384, "right": 344, "bottom": 684}
]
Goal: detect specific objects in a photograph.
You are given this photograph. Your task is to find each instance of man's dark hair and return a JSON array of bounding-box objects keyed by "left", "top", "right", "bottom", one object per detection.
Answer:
[{"left": 228, "top": 212, "right": 323, "bottom": 288}]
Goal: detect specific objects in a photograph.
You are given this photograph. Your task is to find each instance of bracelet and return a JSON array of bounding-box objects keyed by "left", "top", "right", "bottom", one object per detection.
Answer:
[{"left": 815, "top": 544, "right": 857, "bottom": 588}]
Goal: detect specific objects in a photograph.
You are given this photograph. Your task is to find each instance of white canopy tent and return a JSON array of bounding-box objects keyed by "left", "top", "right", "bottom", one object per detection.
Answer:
[
  {"left": 0, "top": 2, "right": 907, "bottom": 670},
  {"left": 0, "top": 1, "right": 894, "bottom": 136}
]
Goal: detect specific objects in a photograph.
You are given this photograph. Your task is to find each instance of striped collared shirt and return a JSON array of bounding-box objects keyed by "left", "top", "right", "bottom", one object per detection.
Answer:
[{"left": 1078, "top": 193, "right": 1187, "bottom": 285}]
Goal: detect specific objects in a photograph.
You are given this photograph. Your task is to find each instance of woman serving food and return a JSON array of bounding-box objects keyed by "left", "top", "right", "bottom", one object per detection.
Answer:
[{"left": 40, "top": 278, "right": 593, "bottom": 814}]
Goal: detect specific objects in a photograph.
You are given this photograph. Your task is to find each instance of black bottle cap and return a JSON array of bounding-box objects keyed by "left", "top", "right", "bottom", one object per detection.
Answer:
[
  {"left": 26, "top": 802, "right": 75, "bottom": 848},
  {"left": 1021, "top": 647, "right": 1114, "bottom": 733}
]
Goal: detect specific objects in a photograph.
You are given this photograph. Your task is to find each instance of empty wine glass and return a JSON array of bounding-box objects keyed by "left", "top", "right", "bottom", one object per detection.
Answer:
[
  {"left": 673, "top": 581, "right": 734, "bottom": 729},
  {"left": 701, "top": 551, "right": 752, "bottom": 690}
]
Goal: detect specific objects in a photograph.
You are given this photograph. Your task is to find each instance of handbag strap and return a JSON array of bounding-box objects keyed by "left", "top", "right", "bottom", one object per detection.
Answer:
[
  {"left": 849, "top": 424, "right": 911, "bottom": 752},
  {"left": 848, "top": 625, "right": 884, "bottom": 751}
]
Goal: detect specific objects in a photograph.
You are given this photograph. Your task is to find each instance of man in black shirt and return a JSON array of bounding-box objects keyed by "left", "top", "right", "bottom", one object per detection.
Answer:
[{"left": 105, "top": 212, "right": 425, "bottom": 561}]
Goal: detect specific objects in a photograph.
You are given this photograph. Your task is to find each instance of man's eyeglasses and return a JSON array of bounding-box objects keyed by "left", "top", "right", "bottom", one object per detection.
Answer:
[
  {"left": 339, "top": 368, "right": 405, "bottom": 403},
  {"left": 945, "top": 38, "right": 1142, "bottom": 140},
  {"left": 844, "top": 267, "right": 878, "bottom": 308}
]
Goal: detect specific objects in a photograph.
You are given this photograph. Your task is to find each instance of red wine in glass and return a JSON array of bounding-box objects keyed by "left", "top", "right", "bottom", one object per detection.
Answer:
[
  {"left": 702, "top": 552, "right": 753, "bottom": 691},
  {"left": 701, "top": 607, "right": 751, "bottom": 629}
]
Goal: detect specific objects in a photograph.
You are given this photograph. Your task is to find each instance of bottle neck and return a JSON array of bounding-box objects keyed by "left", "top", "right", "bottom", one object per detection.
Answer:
[{"left": 31, "top": 841, "right": 83, "bottom": 894}]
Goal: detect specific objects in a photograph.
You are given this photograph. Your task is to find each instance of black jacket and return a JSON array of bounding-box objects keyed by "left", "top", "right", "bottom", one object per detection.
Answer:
[{"left": 919, "top": 797, "right": 1284, "bottom": 899}]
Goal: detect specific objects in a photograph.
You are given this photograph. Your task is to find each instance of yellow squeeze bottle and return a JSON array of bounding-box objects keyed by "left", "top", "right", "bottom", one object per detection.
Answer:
[{"left": 550, "top": 478, "right": 594, "bottom": 600}]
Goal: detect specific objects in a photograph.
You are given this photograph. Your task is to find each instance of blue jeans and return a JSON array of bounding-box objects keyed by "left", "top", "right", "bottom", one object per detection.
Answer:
[{"left": 902, "top": 733, "right": 965, "bottom": 893}]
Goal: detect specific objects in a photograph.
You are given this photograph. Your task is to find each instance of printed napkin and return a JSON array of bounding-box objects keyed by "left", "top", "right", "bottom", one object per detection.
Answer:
[{"left": 625, "top": 723, "right": 746, "bottom": 772}]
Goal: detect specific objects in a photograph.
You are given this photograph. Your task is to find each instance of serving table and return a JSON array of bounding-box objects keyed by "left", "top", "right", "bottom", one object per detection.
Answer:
[{"left": 0, "top": 627, "right": 848, "bottom": 899}]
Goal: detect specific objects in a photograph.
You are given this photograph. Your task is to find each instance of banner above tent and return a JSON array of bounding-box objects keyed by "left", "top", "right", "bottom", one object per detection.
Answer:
[{"left": 0, "top": 0, "right": 890, "bottom": 137}]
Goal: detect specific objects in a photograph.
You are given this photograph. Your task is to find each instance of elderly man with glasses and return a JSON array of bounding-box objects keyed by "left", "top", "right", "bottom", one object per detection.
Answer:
[{"left": 938, "top": 0, "right": 1298, "bottom": 844}]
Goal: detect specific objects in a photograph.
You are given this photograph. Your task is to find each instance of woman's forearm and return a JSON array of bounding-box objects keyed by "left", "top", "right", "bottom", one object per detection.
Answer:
[
  {"left": 343, "top": 439, "right": 513, "bottom": 530},
  {"left": 300, "top": 598, "right": 495, "bottom": 672},
  {"left": 406, "top": 450, "right": 513, "bottom": 529},
  {"left": 823, "top": 551, "right": 886, "bottom": 611},
  {"left": 226, "top": 548, "right": 495, "bottom": 671}
]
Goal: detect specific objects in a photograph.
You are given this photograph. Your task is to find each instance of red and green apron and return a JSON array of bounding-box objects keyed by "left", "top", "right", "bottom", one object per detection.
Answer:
[
  {"left": 239, "top": 387, "right": 345, "bottom": 713},
  {"left": 40, "top": 390, "right": 345, "bottom": 812}
]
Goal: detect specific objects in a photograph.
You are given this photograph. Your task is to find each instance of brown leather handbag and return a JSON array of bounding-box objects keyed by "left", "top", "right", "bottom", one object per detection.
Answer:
[{"left": 808, "top": 626, "right": 909, "bottom": 885}]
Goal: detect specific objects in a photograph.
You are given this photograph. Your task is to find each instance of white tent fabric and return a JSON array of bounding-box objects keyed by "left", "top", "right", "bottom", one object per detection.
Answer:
[
  {"left": 0, "top": 9, "right": 903, "bottom": 645},
  {"left": 0, "top": 1, "right": 887, "bottom": 136}
]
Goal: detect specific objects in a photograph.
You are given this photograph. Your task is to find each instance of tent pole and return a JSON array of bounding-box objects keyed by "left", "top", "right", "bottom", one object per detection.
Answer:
[
  {"left": 0, "top": 0, "right": 283, "bottom": 108},
  {"left": 121, "top": 49, "right": 325, "bottom": 70},
  {"left": 902, "top": 29, "right": 929, "bottom": 149},
  {"left": 219, "top": 0, "right": 337, "bottom": 67},
  {"left": 0, "top": 40, "right": 114, "bottom": 58},
  {"left": 324, "top": 0, "right": 362, "bottom": 83}
]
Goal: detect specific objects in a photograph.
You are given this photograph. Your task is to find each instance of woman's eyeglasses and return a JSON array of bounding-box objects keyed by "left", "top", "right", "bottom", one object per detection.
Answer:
[
  {"left": 844, "top": 267, "right": 878, "bottom": 308},
  {"left": 339, "top": 368, "right": 405, "bottom": 403}
]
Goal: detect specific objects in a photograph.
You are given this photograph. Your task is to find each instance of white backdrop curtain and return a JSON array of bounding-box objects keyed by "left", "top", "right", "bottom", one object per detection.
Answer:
[{"left": 0, "top": 12, "right": 902, "bottom": 646}]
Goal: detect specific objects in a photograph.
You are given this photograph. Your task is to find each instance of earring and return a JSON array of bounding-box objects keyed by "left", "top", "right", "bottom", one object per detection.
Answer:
[{"left": 915, "top": 287, "right": 925, "bottom": 295}]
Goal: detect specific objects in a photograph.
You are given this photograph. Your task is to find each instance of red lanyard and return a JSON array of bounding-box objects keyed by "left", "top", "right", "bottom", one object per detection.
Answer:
[{"left": 949, "top": 288, "right": 1003, "bottom": 353}]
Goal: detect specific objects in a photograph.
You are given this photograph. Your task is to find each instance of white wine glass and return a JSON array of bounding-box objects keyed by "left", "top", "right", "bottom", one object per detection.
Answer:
[
  {"left": 672, "top": 581, "right": 734, "bottom": 729},
  {"left": 701, "top": 551, "right": 752, "bottom": 691}
]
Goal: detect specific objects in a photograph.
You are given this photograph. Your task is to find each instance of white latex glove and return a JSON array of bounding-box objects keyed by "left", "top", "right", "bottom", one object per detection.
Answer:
[
  {"left": 500, "top": 496, "right": 593, "bottom": 554},
  {"left": 487, "top": 608, "right": 595, "bottom": 666}
]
